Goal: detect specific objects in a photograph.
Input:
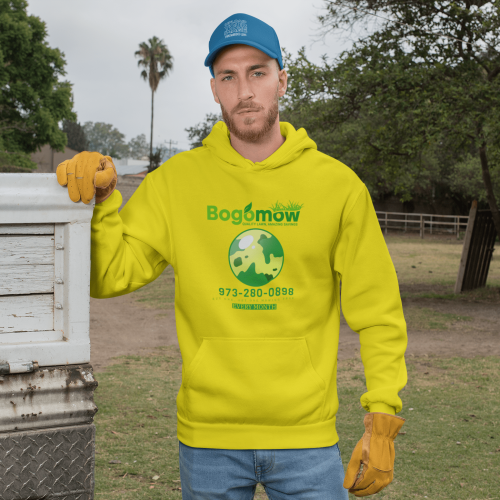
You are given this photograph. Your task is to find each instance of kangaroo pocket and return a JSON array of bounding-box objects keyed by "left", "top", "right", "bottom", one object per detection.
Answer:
[{"left": 182, "top": 338, "right": 326, "bottom": 426}]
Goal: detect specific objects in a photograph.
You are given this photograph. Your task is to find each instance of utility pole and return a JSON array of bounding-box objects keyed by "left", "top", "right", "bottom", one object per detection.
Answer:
[{"left": 167, "top": 139, "right": 178, "bottom": 159}]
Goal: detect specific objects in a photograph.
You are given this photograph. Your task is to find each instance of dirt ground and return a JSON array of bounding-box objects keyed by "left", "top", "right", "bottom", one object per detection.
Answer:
[
  {"left": 90, "top": 293, "right": 177, "bottom": 371},
  {"left": 90, "top": 289, "right": 500, "bottom": 372}
]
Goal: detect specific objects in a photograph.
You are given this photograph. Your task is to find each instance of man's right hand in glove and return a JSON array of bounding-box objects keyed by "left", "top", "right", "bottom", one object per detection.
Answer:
[{"left": 56, "top": 151, "right": 117, "bottom": 204}]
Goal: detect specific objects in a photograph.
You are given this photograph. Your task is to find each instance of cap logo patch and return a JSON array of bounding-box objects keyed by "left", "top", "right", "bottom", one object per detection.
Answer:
[{"left": 224, "top": 19, "right": 248, "bottom": 38}]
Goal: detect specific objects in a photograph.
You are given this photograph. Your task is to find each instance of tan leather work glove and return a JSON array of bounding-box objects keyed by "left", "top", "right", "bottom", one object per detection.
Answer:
[
  {"left": 343, "top": 412, "right": 405, "bottom": 497},
  {"left": 56, "top": 151, "right": 117, "bottom": 204}
]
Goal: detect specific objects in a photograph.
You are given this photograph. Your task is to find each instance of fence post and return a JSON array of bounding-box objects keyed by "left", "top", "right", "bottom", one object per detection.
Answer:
[
  {"left": 430, "top": 215, "right": 433, "bottom": 235},
  {"left": 385, "top": 212, "right": 388, "bottom": 235},
  {"left": 454, "top": 201, "right": 478, "bottom": 293},
  {"left": 420, "top": 215, "right": 424, "bottom": 238},
  {"left": 405, "top": 214, "right": 407, "bottom": 233}
]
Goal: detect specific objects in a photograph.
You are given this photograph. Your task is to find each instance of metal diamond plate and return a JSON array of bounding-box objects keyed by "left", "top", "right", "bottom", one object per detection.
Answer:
[{"left": 0, "top": 424, "right": 95, "bottom": 500}]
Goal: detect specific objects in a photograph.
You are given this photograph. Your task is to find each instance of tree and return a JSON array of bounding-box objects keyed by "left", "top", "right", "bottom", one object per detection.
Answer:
[
  {"left": 281, "top": 55, "right": 452, "bottom": 208},
  {"left": 0, "top": 149, "right": 37, "bottom": 173},
  {"left": 127, "top": 133, "right": 149, "bottom": 159},
  {"left": 185, "top": 113, "right": 222, "bottom": 149},
  {"left": 449, "top": 154, "right": 500, "bottom": 208},
  {"left": 83, "top": 122, "right": 129, "bottom": 159},
  {"left": 148, "top": 144, "right": 168, "bottom": 173},
  {"left": 62, "top": 120, "right": 87, "bottom": 152},
  {"left": 0, "top": 0, "right": 75, "bottom": 170},
  {"left": 283, "top": 1, "right": 500, "bottom": 237},
  {"left": 135, "top": 37, "right": 173, "bottom": 161}
]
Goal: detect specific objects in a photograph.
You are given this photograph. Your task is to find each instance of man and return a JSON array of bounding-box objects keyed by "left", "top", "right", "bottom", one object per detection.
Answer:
[{"left": 57, "top": 13, "right": 407, "bottom": 499}]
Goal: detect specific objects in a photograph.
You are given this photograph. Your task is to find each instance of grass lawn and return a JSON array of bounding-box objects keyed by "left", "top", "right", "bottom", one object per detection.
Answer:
[
  {"left": 385, "top": 234, "right": 500, "bottom": 288},
  {"left": 93, "top": 348, "right": 500, "bottom": 499},
  {"left": 401, "top": 306, "right": 473, "bottom": 330},
  {"left": 94, "top": 234, "right": 500, "bottom": 498},
  {"left": 94, "top": 346, "right": 183, "bottom": 499},
  {"left": 337, "top": 356, "right": 500, "bottom": 499}
]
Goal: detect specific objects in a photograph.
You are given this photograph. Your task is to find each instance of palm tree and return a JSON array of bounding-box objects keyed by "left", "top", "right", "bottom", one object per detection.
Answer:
[{"left": 135, "top": 37, "right": 173, "bottom": 170}]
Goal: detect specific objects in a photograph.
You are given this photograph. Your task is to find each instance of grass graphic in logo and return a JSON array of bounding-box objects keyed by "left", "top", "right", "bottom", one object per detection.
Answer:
[
  {"left": 269, "top": 201, "right": 304, "bottom": 212},
  {"left": 229, "top": 229, "right": 284, "bottom": 287}
]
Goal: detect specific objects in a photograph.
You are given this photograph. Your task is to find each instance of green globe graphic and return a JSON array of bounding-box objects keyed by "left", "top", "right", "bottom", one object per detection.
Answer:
[{"left": 229, "top": 229, "right": 284, "bottom": 287}]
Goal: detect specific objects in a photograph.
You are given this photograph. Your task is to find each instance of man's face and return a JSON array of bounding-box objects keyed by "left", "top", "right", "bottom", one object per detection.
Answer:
[{"left": 210, "top": 45, "right": 287, "bottom": 143}]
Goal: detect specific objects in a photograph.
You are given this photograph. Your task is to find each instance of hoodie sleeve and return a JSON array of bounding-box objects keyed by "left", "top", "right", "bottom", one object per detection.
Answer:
[
  {"left": 332, "top": 184, "right": 407, "bottom": 414},
  {"left": 90, "top": 175, "right": 172, "bottom": 299}
]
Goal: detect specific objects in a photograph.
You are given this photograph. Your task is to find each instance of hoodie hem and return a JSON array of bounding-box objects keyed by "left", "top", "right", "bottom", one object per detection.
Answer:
[{"left": 177, "top": 413, "right": 339, "bottom": 450}]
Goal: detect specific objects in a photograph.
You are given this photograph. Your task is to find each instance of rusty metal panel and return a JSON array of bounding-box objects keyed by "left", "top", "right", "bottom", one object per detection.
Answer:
[
  {"left": 0, "top": 364, "right": 98, "bottom": 433},
  {"left": 0, "top": 424, "right": 95, "bottom": 500}
]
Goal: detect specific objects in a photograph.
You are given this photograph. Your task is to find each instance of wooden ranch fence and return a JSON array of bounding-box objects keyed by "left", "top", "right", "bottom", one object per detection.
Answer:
[{"left": 376, "top": 211, "right": 469, "bottom": 239}]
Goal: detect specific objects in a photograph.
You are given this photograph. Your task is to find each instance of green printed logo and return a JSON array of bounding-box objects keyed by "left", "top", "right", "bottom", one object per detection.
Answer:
[
  {"left": 232, "top": 303, "right": 277, "bottom": 310},
  {"left": 228, "top": 229, "right": 284, "bottom": 287},
  {"left": 207, "top": 201, "right": 303, "bottom": 225}
]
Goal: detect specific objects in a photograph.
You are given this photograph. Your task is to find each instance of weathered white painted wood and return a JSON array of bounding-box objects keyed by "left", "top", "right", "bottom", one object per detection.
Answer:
[
  {"left": 0, "top": 174, "right": 93, "bottom": 366},
  {"left": 0, "top": 235, "right": 54, "bottom": 266},
  {"left": 0, "top": 341, "right": 89, "bottom": 365},
  {"left": 0, "top": 294, "right": 53, "bottom": 333},
  {"left": 0, "top": 224, "right": 54, "bottom": 235},
  {"left": 454, "top": 201, "right": 478, "bottom": 293},
  {"left": 53, "top": 224, "right": 64, "bottom": 332},
  {"left": 58, "top": 221, "right": 90, "bottom": 343},
  {"left": 0, "top": 330, "right": 62, "bottom": 343},
  {"left": 1, "top": 265, "right": 54, "bottom": 295},
  {"left": 0, "top": 174, "right": 94, "bottom": 224}
]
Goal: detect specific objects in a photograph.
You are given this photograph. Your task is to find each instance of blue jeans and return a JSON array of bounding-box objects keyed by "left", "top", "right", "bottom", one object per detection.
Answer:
[{"left": 179, "top": 441, "right": 349, "bottom": 500}]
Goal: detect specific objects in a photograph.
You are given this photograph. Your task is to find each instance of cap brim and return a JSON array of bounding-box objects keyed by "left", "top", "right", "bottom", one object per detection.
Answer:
[{"left": 204, "top": 39, "right": 282, "bottom": 71}]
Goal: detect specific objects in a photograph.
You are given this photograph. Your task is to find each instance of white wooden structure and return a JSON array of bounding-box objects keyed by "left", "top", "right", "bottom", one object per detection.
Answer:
[{"left": 0, "top": 173, "right": 94, "bottom": 368}]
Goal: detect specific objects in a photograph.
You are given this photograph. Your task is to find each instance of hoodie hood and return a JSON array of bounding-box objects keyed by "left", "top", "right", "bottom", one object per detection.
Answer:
[{"left": 202, "top": 121, "right": 317, "bottom": 171}]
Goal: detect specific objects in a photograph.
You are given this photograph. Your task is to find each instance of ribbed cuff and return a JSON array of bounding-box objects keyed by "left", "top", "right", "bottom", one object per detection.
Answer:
[
  {"left": 368, "top": 402, "right": 396, "bottom": 414},
  {"left": 95, "top": 188, "right": 122, "bottom": 207}
]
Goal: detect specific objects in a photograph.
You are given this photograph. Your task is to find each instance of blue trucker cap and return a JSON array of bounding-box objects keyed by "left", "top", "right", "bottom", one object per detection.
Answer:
[{"left": 205, "top": 13, "right": 283, "bottom": 77}]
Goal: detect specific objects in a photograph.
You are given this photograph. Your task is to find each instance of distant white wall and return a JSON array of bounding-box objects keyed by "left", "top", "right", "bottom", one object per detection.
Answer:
[{"left": 113, "top": 158, "right": 149, "bottom": 176}]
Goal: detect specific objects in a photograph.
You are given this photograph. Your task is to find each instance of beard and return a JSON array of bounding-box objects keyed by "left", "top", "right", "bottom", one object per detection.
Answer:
[{"left": 220, "top": 91, "right": 279, "bottom": 143}]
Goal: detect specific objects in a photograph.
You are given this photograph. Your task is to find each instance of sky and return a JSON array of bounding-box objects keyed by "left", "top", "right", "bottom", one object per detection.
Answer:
[{"left": 27, "top": 0, "right": 354, "bottom": 152}]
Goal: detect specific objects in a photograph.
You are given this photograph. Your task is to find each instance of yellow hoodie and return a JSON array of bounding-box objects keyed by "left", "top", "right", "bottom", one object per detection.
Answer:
[{"left": 90, "top": 122, "right": 407, "bottom": 449}]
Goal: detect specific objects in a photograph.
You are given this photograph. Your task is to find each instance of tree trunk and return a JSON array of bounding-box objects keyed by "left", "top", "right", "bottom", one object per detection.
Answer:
[
  {"left": 149, "top": 89, "right": 154, "bottom": 173},
  {"left": 479, "top": 141, "right": 500, "bottom": 239}
]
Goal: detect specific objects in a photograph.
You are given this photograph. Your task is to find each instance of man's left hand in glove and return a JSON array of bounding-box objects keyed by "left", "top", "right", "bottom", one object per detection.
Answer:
[{"left": 343, "top": 412, "right": 405, "bottom": 497}]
